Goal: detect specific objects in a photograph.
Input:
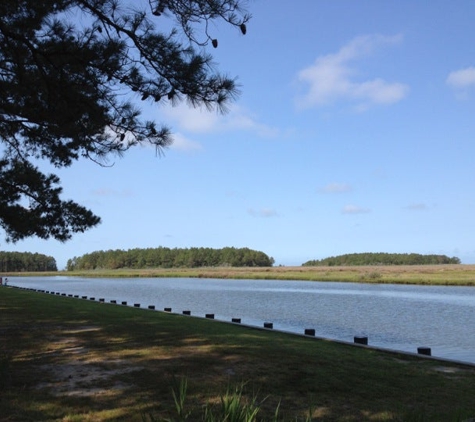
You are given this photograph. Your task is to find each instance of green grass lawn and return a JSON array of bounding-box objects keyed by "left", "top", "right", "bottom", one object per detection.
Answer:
[{"left": 1, "top": 286, "right": 474, "bottom": 421}]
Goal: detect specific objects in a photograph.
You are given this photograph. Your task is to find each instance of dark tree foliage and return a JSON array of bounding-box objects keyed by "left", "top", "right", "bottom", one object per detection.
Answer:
[
  {"left": 302, "top": 252, "right": 461, "bottom": 266},
  {"left": 0, "top": 0, "right": 249, "bottom": 242},
  {"left": 0, "top": 250, "right": 57, "bottom": 271},
  {"left": 66, "top": 246, "right": 274, "bottom": 270}
]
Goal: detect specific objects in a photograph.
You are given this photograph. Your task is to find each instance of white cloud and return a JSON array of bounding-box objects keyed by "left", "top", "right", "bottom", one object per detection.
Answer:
[
  {"left": 447, "top": 67, "right": 475, "bottom": 99},
  {"left": 223, "top": 106, "right": 280, "bottom": 138},
  {"left": 248, "top": 208, "right": 278, "bottom": 218},
  {"left": 169, "top": 132, "right": 202, "bottom": 152},
  {"left": 296, "top": 34, "right": 409, "bottom": 110},
  {"left": 446, "top": 67, "right": 475, "bottom": 88},
  {"left": 162, "top": 103, "right": 279, "bottom": 137},
  {"left": 162, "top": 105, "right": 219, "bottom": 133},
  {"left": 342, "top": 204, "right": 370, "bottom": 214},
  {"left": 319, "top": 182, "right": 352, "bottom": 193}
]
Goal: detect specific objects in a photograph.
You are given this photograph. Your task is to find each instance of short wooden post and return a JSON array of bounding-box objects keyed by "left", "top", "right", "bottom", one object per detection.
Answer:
[
  {"left": 148, "top": 305, "right": 155, "bottom": 310},
  {"left": 164, "top": 307, "right": 172, "bottom": 312},
  {"left": 231, "top": 318, "right": 241, "bottom": 323},
  {"left": 205, "top": 313, "right": 215, "bottom": 319},
  {"left": 354, "top": 336, "right": 368, "bottom": 345},
  {"left": 183, "top": 310, "right": 191, "bottom": 315},
  {"left": 263, "top": 322, "right": 273, "bottom": 329},
  {"left": 304, "top": 328, "right": 315, "bottom": 336},
  {"left": 121, "top": 301, "right": 127, "bottom": 305},
  {"left": 417, "top": 347, "right": 431, "bottom": 356}
]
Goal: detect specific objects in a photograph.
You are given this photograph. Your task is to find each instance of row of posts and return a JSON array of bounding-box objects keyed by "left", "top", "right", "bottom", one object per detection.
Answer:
[{"left": 15, "top": 286, "right": 431, "bottom": 357}]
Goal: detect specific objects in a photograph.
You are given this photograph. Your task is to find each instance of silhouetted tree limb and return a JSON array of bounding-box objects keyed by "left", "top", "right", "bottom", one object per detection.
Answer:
[{"left": 0, "top": 0, "right": 250, "bottom": 242}]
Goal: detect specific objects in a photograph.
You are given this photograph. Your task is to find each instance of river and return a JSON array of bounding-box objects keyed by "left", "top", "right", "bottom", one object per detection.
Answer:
[{"left": 9, "top": 276, "right": 475, "bottom": 365}]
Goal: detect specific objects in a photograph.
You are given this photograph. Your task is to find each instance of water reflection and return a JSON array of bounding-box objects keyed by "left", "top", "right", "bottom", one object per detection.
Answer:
[{"left": 10, "top": 276, "right": 475, "bottom": 364}]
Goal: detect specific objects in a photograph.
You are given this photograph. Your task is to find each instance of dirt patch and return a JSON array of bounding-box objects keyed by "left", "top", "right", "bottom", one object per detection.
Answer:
[
  {"left": 35, "top": 360, "right": 141, "bottom": 397},
  {"left": 33, "top": 326, "right": 143, "bottom": 397},
  {"left": 433, "top": 366, "right": 464, "bottom": 374}
]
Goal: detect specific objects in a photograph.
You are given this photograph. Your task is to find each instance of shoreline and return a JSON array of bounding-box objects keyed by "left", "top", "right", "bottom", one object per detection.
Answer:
[
  {"left": 10, "top": 283, "right": 475, "bottom": 368},
  {"left": 2, "top": 286, "right": 475, "bottom": 420},
  {"left": 3, "top": 264, "right": 475, "bottom": 285}
]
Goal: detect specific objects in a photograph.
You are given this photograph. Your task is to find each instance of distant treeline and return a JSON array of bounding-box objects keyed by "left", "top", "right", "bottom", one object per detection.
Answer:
[
  {"left": 0, "top": 251, "right": 58, "bottom": 272},
  {"left": 302, "top": 253, "right": 461, "bottom": 266},
  {"left": 66, "top": 247, "right": 275, "bottom": 270}
]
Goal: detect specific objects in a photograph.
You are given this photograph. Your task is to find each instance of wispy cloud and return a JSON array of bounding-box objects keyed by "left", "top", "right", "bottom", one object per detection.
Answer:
[
  {"left": 296, "top": 34, "right": 409, "bottom": 111},
  {"left": 169, "top": 132, "right": 203, "bottom": 152},
  {"left": 447, "top": 67, "right": 475, "bottom": 88},
  {"left": 162, "top": 103, "right": 279, "bottom": 137},
  {"left": 447, "top": 67, "right": 475, "bottom": 99},
  {"left": 318, "top": 182, "right": 352, "bottom": 193},
  {"left": 248, "top": 208, "right": 278, "bottom": 218},
  {"left": 342, "top": 204, "right": 370, "bottom": 214},
  {"left": 162, "top": 104, "right": 219, "bottom": 133}
]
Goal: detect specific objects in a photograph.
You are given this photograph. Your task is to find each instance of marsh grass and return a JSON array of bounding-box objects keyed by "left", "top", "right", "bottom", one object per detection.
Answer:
[
  {"left": 1, "top": 287, "right": 475, "bottom": 421},
  {"left": 7, "top": 264, "right": 475, "bottom": 285}
]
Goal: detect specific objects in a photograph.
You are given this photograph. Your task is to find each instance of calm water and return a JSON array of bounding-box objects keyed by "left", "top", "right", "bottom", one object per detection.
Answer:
[{"left": 9, "top": 276, "right": 475, "bottom": 364}]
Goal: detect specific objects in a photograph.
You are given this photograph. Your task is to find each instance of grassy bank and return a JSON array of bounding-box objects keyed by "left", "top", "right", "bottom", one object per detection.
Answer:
[
  {"left": 5, "top": 264, "right": 475, "bottom": 285},
  {"left": 1, "top": 287, "right": 475, "bottom": 421}
]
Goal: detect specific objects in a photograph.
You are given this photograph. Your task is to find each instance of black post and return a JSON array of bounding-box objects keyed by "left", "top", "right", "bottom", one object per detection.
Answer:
[
  {"left": 417, "top": 347, "right": 431, "bottom": 356},
  {"left": 354, "top": 336, "right": 368, "bottom": 345}
]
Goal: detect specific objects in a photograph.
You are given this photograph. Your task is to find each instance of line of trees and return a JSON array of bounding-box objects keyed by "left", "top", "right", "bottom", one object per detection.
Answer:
[
  {"left": 0, "top": 251, "right": 58, "bottom": 272},
  {"left": 66, "top": 247, "right": 275, "bottom": 270},
  {"left": 302, "top": 252, "right": 461, "bottom": 266}
]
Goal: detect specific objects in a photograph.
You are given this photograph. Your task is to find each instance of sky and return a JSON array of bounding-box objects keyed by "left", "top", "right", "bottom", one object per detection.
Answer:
[{"left": 3, "top": 0, "right": 475, "bottom": 269}]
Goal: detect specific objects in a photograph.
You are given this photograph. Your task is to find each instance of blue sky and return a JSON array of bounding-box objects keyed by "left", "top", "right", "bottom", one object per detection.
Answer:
[{"left": 3, "top": 0, "right": 475, "bottom": 269}]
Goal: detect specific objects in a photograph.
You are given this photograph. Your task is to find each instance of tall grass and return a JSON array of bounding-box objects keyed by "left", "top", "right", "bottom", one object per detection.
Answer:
[
  {"left": 142, "top": 377, "right": 472, "bottom": 422},
  {"left": 11, "top": 264, "right": 475, "bottom": 285},
  {"left": 143, "top": 378, "right": 298, "bottom": 422}
]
